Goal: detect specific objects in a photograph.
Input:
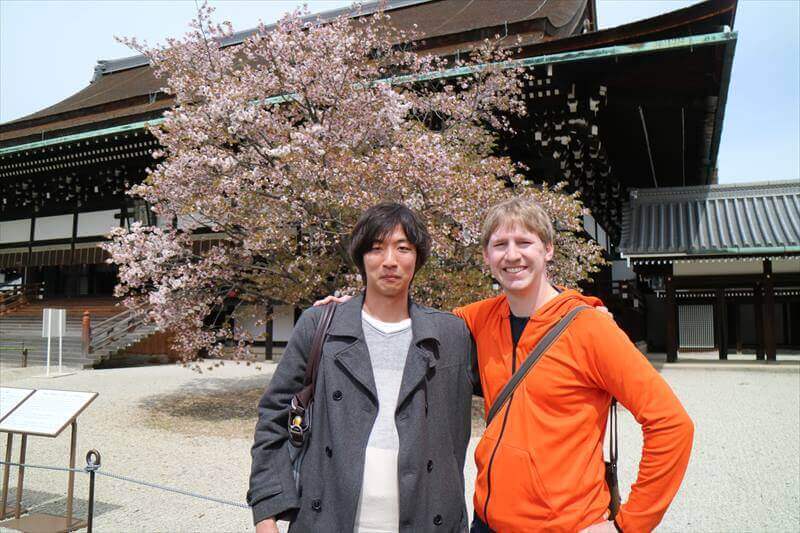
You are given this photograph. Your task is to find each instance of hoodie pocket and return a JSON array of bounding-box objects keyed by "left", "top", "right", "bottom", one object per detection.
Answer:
[{"left": 474, "top": 433, "right": 553, "bottom": 526}]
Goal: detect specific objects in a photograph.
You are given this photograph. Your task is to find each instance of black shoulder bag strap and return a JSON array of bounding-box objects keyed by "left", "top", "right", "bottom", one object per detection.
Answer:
[
  {"left": 288, "top": 303, "right": 336, "bottom": 447},
  {"left": 486, "top": 305, "right": 590, "bottom": 425},
  {"left": 606, "top": 397, "right": 621, "bottom": 520}
]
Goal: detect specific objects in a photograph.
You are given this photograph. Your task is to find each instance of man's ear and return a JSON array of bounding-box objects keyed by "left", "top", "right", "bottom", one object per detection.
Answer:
[
  {"left": 482, "top": 246, "right": 490, "bottom": 266},
  {"left": 544, "top": 242, "right": 554, "bottom": 262}
]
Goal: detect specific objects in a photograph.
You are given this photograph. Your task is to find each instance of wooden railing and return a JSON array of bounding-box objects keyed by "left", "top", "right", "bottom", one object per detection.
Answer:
[
  {"left": 84, "top": 306, "right": 152, "bottom": 356},
  {"left": 0, "top": 283, "right": 44, "bottom": 316},
  {"left": 0, "top": 340, "right": 28, "bottom": 367}
]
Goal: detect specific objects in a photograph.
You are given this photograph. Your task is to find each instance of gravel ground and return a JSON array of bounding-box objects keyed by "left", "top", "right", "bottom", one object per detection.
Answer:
[{"left": 1, "top": 360, "right": 798, "bottom": 532}]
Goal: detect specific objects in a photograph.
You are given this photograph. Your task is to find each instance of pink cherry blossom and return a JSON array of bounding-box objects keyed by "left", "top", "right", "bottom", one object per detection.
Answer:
[{"left": 104, "top": 3, "right": 604, "bottom": 362}]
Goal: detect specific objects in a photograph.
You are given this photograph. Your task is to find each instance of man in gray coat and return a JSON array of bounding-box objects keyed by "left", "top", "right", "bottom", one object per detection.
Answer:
[{"left": 248, "top": 203, "right": 476, "bottom": 532}]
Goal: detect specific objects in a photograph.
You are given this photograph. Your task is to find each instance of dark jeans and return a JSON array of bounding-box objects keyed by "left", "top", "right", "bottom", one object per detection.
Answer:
[{"left": 470, "top": 512, "right": 493, "bottom": 533}]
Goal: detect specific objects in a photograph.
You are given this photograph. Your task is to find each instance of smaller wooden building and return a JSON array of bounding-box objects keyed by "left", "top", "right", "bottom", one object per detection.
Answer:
[{"left": 619, "top": 180, "right": 800, "bottom": 361}]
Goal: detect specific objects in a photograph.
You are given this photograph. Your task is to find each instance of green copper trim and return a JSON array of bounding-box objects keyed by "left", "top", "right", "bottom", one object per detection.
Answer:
[{"left": 1, "top": 31, "right": 737, "bottom": 157}]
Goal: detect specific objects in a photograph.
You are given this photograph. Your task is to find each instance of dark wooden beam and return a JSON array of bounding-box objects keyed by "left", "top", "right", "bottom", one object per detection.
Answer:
[
  {"left": 763, "top": 259, "right": 777, "bottom": 361},
  {"left": 715, "top": 288, "right": 727, "bottom": 360},
  {"left": 666, "top": 271, "right": 678, "bottom": 363},
  {"left": 264, "top": 303, "right": 274, "bottom": 362},
  {"left": 754, "top": 282, "right": 765, "bottom": 361},
  {"left": 732, "top": 302, "right": 742, "bottom": 354}
]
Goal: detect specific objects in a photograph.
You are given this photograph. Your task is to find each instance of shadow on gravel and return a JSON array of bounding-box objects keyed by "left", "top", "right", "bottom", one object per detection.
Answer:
[
  {"left": 139, "top": 374, "right": 269, "bottom": 423},
  {"left": 137, "top": 369, "right": 489, "bottom": 438},
  {"left": 3, "top": 487, "right": 121, "bottom": 519}
]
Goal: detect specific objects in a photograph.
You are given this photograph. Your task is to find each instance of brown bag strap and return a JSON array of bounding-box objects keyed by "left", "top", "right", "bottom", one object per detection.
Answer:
[
  {"left": 486, "top": 305, "right": 590, "bottom": 426},
  {"left": 297, "top": 303, "right": 336, "bottom": 406}
]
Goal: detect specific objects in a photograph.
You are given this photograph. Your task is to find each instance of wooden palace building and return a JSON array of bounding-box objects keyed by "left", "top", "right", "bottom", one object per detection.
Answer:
[{"left": 2, "top": 0, "right": 767, "bottom": 365}]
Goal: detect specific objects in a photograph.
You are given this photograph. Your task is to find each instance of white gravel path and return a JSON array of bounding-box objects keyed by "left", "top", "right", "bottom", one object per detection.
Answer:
[{"left": 1, "top": 360, "right": 798, "bottom": 532}]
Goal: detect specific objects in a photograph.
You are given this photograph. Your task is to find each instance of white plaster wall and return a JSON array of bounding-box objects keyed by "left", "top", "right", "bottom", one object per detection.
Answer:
[
  {"left": 597, "top": 224, "right": 608, "bottom": 252},
  {"left": 77, "top": 209, "right": 120, "bottom": 237},
  {"left": 673, "top": 260, "right": 799, "bottom": 276},
  {"left": 612, "top": 260, "right": 636, "bottom": 281},
  {"left": 34, "top": 214, "right": 73, "bottom": 240},
  {"left": 235, "top": 305, "right": 265, "bottom": 340},
  {"left": 273, "top": 305, "right": 295, "bottom": 342},
  {"left": 774, "top": 259, "right": 800, "bottom": 274},
  {"left": 177, "top": 213, "right": 214, "bottom": 230},
  {"left": 234, "top": 304, "right": 295, "bottom": 341},
  {"left": 583, "top": 213, "right": 596, "bottom": 239},
  {"left": 0, "top": 219, "right": 31, "bottom": 244}
]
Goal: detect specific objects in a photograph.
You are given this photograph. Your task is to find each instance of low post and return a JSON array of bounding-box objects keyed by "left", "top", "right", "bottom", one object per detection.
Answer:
[
  {"left": 85, "top": 449, "right": 101, "bottom": 533},
  {"left": 82, "top": 310, "right": 92, "bottom": 356}
]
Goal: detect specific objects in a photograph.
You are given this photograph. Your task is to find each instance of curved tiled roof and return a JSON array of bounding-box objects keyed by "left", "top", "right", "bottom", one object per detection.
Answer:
[
  {"left": 1, "top": 0, "right": 592, "bottom": 137},
  {"left": 620, "top": 181, "right": 800, "bottom": 257}
]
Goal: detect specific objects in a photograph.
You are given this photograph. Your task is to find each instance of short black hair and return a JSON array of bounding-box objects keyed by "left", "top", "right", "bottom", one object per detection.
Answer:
[{"left": 349, "top": 203, "right": 431, "bottom": 283}]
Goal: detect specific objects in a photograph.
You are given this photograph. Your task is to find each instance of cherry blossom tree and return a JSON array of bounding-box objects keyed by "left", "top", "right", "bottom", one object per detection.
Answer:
[{"left": 104, "top": 4, "right": 604, "bottom": 361}]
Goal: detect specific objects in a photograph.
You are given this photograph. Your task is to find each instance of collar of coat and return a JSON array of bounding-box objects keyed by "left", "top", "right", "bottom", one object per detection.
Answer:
[
  {"left": 327, "top": 292, "right": 441, "bottom": 349},
  {"left": 324, "top": 292, "right": 441, "bottom": 404}
]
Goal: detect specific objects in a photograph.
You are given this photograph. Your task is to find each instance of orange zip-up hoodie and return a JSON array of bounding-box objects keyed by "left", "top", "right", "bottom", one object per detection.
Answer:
[{"left": 455, "top": 289, "right": 694, "bottom": 533}]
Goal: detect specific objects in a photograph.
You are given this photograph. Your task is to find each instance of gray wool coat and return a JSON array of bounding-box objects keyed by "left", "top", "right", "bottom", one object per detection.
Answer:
[{"left": 247, "top": 294, "right": 477, "bottom": 532}]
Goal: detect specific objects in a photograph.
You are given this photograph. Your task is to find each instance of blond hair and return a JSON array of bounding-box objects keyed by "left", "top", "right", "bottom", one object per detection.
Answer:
[{"left": 481, "top": 197, "right": 555, "bottom": 249}]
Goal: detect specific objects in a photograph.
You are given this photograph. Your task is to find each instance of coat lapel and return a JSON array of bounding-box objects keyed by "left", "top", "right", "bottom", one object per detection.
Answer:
[
  {"left": 326, "top": 295, "right": 441, "bottom": 409},
  {"left": 328, "top": 294, "right": 378, "bottom": 401},
  {"left": 396, "top": 302, "right": 440, "bottom": 411}
]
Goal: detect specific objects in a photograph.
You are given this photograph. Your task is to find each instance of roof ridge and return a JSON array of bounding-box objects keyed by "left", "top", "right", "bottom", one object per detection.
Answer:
[
  {"left": 92, "top": 0, "right": 435, "bottom": 81},
  {"left": 629, "top": 180, "right": 800, "bottom": 201}
]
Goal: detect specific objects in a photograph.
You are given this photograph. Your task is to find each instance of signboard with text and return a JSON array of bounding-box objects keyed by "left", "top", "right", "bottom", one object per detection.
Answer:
[{"left": 0, "top": 389, "right": 97, "bottom": 437}]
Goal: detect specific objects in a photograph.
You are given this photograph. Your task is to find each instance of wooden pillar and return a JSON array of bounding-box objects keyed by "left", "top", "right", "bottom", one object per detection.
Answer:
[
  {"left": 733, "top": 303, "right": 742, "bottom": 354},
  {"left": 782, "top": 301, "right": 790, "bottom": 348},
  {"left": 754, "top": 282, "right": 765, "bottom": 360},
  {"left": 715, "top": 288, "right": 728, "bottom": 360},
  {"left": 666, "top": 273, "right": 678, "bottom": 363},
  {"left": 264, "top": 303, "right": 274, "bottom": 362},
  {"left": 763, "top": 259, "right": 777, "bottom": 361},
  {"left": 82, "top": 310, "right": 92, "bottom": 356}
]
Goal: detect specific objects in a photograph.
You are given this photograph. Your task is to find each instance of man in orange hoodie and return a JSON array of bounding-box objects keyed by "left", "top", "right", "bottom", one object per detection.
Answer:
[
  {"left": 318, "top": 198, "right": 694, "bottom": 532},
  {"left": 459, "top": 197, "right": 693, "bottom": 533}
]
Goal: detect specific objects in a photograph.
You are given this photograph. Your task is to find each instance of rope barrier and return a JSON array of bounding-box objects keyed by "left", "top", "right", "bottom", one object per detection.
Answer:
[{"left": 0, "top": 459, "right": 249, "bottom": 510}]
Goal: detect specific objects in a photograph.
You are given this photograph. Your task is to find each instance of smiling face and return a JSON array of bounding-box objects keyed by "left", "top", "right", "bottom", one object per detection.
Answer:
[
  {"left": 483, "top": 223, "right": 554, "bottom": 297},
  {"left": 363, "top": 224, "right": 418, "bottom": 299}
]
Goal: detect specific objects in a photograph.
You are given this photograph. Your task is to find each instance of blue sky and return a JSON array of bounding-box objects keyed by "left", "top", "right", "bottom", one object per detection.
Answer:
[{"left": 2, "top": 1, "right": 798, "bottom": 184}]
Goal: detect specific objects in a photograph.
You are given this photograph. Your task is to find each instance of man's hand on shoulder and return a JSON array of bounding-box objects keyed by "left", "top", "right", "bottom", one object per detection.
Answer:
[
  {"left": 596, "top": 306, "right": 614, "bottom": 320},
  {"left": 255, "top": 517, "right": 280, "bottom": 533},
  {"left": 313, "top": 294, "right": 351, "bottom": 306}
]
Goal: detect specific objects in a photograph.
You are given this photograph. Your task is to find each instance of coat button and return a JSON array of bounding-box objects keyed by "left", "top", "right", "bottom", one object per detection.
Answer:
[
  {"left": 332, "top": 390, "right": 343, "bottom": 401},
  {"left": 325, "top": 446, "right": 332, "bottom": 458},
  {"left": 433, "top": 514, "right": 442, "bottom": 526},
  {"left": 311, "top": 498, "right": 322, "bottom": 511},
  {"left": 427, "top": 460, "right": 433, "bottom": 472}
]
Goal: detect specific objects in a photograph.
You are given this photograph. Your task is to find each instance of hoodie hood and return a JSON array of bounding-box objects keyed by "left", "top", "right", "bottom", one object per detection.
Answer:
[{"left": 500, "top": 287, "right": 605, "bottom": 324}]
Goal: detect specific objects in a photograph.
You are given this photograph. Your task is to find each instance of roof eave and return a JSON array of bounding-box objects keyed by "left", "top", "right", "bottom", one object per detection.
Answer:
[{"left": 705, "top": 30, "right": 738, "bottom": 184}]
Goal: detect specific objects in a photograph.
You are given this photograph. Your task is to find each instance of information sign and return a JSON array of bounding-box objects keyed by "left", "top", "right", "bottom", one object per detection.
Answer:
[
  {"left": 0, "top": 389, "right": 97, "bottom": 437},
  {"left": 0, "top": 388, "right": 34, "bottom": 422}
]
